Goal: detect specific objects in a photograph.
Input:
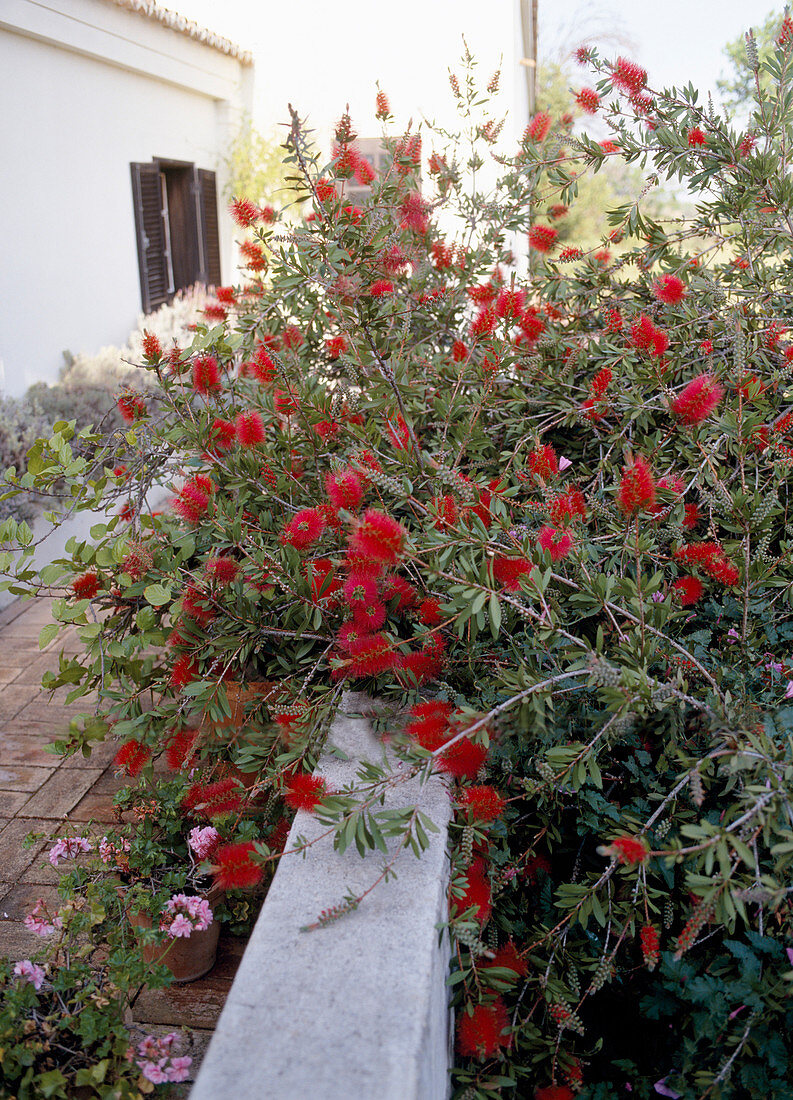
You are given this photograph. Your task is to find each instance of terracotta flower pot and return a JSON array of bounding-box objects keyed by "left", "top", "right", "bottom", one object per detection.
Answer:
[{"left": 125, "top": 887, "right": 224, "bottom": 983}]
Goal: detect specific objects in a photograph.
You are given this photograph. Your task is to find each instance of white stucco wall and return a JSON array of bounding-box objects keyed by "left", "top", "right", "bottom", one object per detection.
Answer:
[{"left": 0, "top": 0, "right": 253, "bottom": 397}]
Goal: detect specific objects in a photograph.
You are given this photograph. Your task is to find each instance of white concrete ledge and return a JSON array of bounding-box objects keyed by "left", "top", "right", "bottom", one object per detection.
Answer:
[{"left": 191, "top": 692, "right": 453, "bottom": 1100}]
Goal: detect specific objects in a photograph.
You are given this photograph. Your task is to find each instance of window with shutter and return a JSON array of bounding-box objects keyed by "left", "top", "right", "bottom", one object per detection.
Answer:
[
  {"left": 196, "top": 169, "right": 222, "bottom": 288},
  {"left": 130, "top": 162, "right": 170, "bottom": 313},
  {"left": 131, "top": 162, "right": 222, "bottom": 308}
]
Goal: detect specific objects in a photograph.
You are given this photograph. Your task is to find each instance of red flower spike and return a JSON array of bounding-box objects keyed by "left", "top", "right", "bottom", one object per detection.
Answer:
[
  {"left": 576, "top": 87, "right": 600, "bottom": 113},
  {"left": 283, "top": 773, "right": 327, "bottom": 812},
  {"left": 325, "top": 469, "right": 364, "bottom": 513},
  {"left": 526, "top": 111, "right": 551, "bottom": 142},
  {"left": 618, "top": 457, "right": 655, "bottom": 515},
  {"left": 114, "top": 740, "right": 151, "bottom": 777},
  {"left": 612, "top": 57, "right": 647, "bottom": 96},
  {"left": 535, "top": 1088, "right": 575, "bottom": 1100},
  {"left": 205, "top": 557, "right": 240, "bottom": 586},
  {"left": 141, "top": 330, "right": 162, "bottom": 361},
  {"left": 484, "top": 941, "right": 528, "bottom": 977},
  {"left": 528, "top": 225, "right": 558, "bottom": 253},
  {"left": 169, "top": 654, "right": 200, "bottom": 690},
  {"left": 209, "top": 418, "right": 237, "bottom": 453},
  {"left": 183, "top": 777, "right": 244, "bottom": 819},
  {"left": 335, "top": 632, "right": 398, "bottom": 679},
  {"left": 375, "top": 89, "right": 390, "bottom": 118},
  {"left": 72, "top": 572, "right": 100, "bottom": 600},
  {"left": 671, "top": 373, "right": 724, "bottom": 424},
  {"left": 342, "top": 572, "right": 379, "bottom": 616},
  {"left": 281, "top": 508, "right": 326, "bottom": 551},
  {"left": 212, "top": 841, "right": 263, "bottom": 891},
  {"left": 671, "top": 576, "right": 703, "bottom": 606},
  {"left": 640, "top": 923, "right": 660, "bottom": 970},
  {"left": 457, "top": 785, "right": 506, "bottom": 822},
  {"left": 528, "top": 443, "right": 559, "bottom": 479},
  {"left": 538, "top": 526, "right": 573, "bottom": 561},
  {"left": 688, "top": 127, "right": 706, "bottom": 147},
  {"left": 164, "top": 728, "right": 200, "bottom": 772},
  {"left": 192, "top": 355, "right": 221, "bottom": 394},
  {"left": 235, "top": 411, "right": 265, "bottom": 447},
  {"left": 605, "top": 834, "right": 648, "bottom": 865},
  {"left": 349, "top": 510, "right": 406, "bottom": 565},
  {"left": 654, "top": 274, "right": 686, "bottom": 305},
  {"left": 549, "top": 489, "right": 587, "bottom": 526},
  {"left": 417, "top": 598, "right": 442, "bottom": 625},
  {"left": 369, "top": 279, "right": 394, "bottom": 297},
  {"left": 117, "top": 394, "right": 146, "bottom": 422},
  {"left": 456, "top": 998, "right": 509, "bottom": 1059},
  {"left": 453, "top": 859, "right": 493, "bottom": 924},
  {"left": 493, "top": 556, "right": 533, "bottom": 591},
  {"left": 381, "top": 575, "right": 417, "bottom": 610},
  {"left": 228, "top": 197, "right": 260, "bottom": 227}
]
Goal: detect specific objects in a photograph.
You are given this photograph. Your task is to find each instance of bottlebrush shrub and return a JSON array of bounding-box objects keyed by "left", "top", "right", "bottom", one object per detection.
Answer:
[{"left": 5, "top": 34, "right": 793, "bottom": 1098}]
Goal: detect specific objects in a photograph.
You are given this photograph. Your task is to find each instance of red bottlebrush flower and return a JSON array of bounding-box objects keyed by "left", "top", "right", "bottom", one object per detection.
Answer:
[
  {"left": 336, "top": 620, "right": 365, "bottom": 654},
  {"left": 343, "top": 572, "right": 379, "bottom": 616},
  {"left": 456, "top": 998, "right": 509, "bottom": 1059},
  {"left": 709, "top": 557, "right": 739, "bottom": 586},
  {"left": 593, "top": 249, "right": 612, "bottom": 265},
  {"left": 535, "top": 1088, "right": 575, "bottom": 1100},
  {"left": 385, "top": 414, "right": 411, "bottom": 451},
  {"left": 618, "top": 457, "right": 655, "bottom": 515},
  {"left": 173, "top": 477, "right": 212, "bottom": 524},
  {"left": 470, "top": 308, "right": 496, "bottom": 339},
  {"left": 354, "top": 600, "right": 387, "bottom": 632},
  {"left": 169, "top": 654, "right": 199, "bottom": 690},
  {"left": 192, "top": 355, "right": 221, "bottom": 394},
  {"left": 458, "top": 785, "right": 506, "bottom": 822},
  {"left": 528, "top": 443, "right": 558, "bottom": 479},
  {"left": 315, "top": 177, "right": 336, "bottom": 202},
  {"left": 114, "top": 739, "right": 151, "bottom": 777},
  {"left": 399, "top": 640, "right": 444, "bottom": 685},
  {"left": 778, "top": 14, "right": 793, "bottom": 45},
  {"left": 240, "top": 240, "right": 266, "bottom": 270},
  {"left": 558, "top": 246, "right": 582, "bottom": 263},
  {"left": 672, "top": 576, "right": 704, "bottom": 606},
  {"left": 282, "top": 508, "right": 326, "bottom": 550},
  {"left": 654, "top": 274, "right": 686, "bottom": 305},
  {"left": 484, "top": 941, "right": 528, "bottom": 978},
  {"left": 273, "top": 388, "right": 299, "bottom": 416},
  {"left": 283, "top": 773, "right": 327, "bottom": 812},
  {"left": 205, "top": 556, "right": 240, "bottom": 586},
  {"left": 575, "top": 45, "right": 591, "bottom": 64},
  {"left": 431, "top": 240, "right": 454, "bottom": 270},
  {"left": 203, "top": 303, "right": 228, "bottom": 323},
  {"left": 604, "top": 834, "right": 648, "bottom": 865},
  {"left": 229, "top": 197, "right": 260, "bottom": 226},
  {"left": 688, "top": 127, "right": 706, "bottom": 147},
  {"left": 141, "top": 330, "right": 162, "bottom": 361},
  {"left": 549, "top": 203, "right": 568, "bottom": 219},
  {"left": 590, "top": 367, "right": 612, "bottom": 398},
  {"left": 183, "top": 777, "right": 244, "bottom": 819},
  {"left": 314, "top": 419, "right": 339, "bottom": 442},
  {"left": 405, "top": 700, "right": 453, "bottom": 744},
  {"left": 337, "top": 632, "right": 397, "bottom": 679},
  {"left": 349, "top": 509, "right": 406, "bottom": 565},
  {"left": 209, "top": 417, "right": 237, "bottom": 453},
  {"left": 381, "top": 575, "right": 417, "bottom": 610},
  {"left": 683, "top": 503, "right": 700, "bottom": 529},
  {"left": 526, "top": 110, "right": 552, "bottom": 142},
  {"left": 528, "top": 225, "right": 558, "bottom": 253},
  {"left": 253, "top": 344, "right": 277, "bottom": 384},
  {"left": 605, "top": 308, "right": 623, "bottom": 333},
  {"left": 282, "top": 324, "right": 303, "bottom": 350},
  {"left": 117, "top": 393, "right": 146, "bottom": 422},
  {"left": 325, "top": 335, "right": 347, "bottom": 359},
  {"left": 700, "top": 339, "right": 713, "bottom": 355},
  {"left": 454, "top": 859, "right": 493, "bottom": 923},
  {"left": 671, "top": 373, "right": 724, "bottom": 424},
  {"left": 235, "top": 411, "right": 265, "bottom": 447},
  {"left": 401, "top": 191, "right": 429, "bottom": 234},
  {"left": 326, "top": 469, "right": 364, "bottom": 513},
  {"left": 739, "top": 133, "right": 756, "bottom": 157},
  {"left": 369, "top": 279, "right": 394, "bottom": 297},
  {"left": 375, "top": 89, "right": 390, "bottom": 118},
  {"left": 630, "top": 314, "right": 655, "bottom": 351},
  {"left": 519, "top": 308, "right": 546, "bottom": 341},
  {"left": 181, "top": 584, "right": 214, "bottom": 626},
  {"left": 651, "top": 328, "right": 669, "bottom": 357},
  {"left": 640, "top": 923, "right": 660, "bottom": 970},
  {"left": 418, "top": 597, "right": 442, "bottom": 625},
  {"left": 612, "top": 57, "right": 647, "bottom": 96},
  {"left": 576, "top": 87, "right": 600, "bottom": 113},
  {"left": 538, "top": 525, "right": 573, "bottom": 561},
  {"left": 121, "top": 541, "right": 153, "bottom": 579},
  {"left": 72, "top": 571, "right": 100, "bottom": 599},
  {"left": 165, "top": 727, "right": 200, "bottom": 772},
  {"left": 494, "top": 287, "right": 526, "bottom": 319},
  {"left": 437, "top": 735, "right": 487, "bottom": 781},
  {"left": 452, "top": 339, "right": 469, "bottom": 362},
  {"left": 212, "top": 841, "right": 263, "bottom": 891},
  {"left": 216, "top": 285, "right": 236, "bottom": 305},
  {"left": 432, "top": 495, "right": 459, "bottom": 529},
  {"left": 493, "top": 555, "right": 533, "bottom": 591},
  {"left": 550, "top": 489, "right": 587, "bottom": 526}
]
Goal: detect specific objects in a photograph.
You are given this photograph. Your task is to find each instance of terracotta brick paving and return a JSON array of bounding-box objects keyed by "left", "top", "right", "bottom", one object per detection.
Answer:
[{"left": 0, "top": 596, "right": 241, "bottom": 1087}]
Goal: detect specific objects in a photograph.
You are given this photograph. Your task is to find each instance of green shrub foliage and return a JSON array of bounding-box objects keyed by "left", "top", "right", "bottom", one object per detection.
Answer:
[{"left": 4, "top": 27, "right": 793, "bottom": 1100}]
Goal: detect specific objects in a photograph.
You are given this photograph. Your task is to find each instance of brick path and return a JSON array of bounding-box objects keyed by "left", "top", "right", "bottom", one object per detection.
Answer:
[{"left": 0, "top": 597, "right": 242, "bottom": 1086}]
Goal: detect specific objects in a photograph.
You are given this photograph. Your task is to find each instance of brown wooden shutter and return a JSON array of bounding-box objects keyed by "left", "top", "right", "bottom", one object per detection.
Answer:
[
  {"left": 130, "top": 163, "right": 169, "bottom": 313},
  {"left": 195, "top": 169, "right": 222, "bottom": 288}
]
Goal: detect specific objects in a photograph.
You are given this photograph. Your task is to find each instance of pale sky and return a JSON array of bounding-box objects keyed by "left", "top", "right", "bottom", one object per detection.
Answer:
[{"left": 163, "top": 0, "right": 777, "bottom": 141}]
